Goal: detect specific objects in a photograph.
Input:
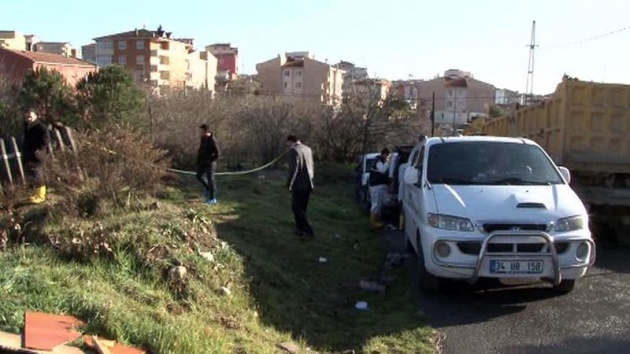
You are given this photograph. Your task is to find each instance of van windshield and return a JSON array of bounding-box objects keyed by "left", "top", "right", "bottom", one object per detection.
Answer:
[{"left": 427, "top": 142, "right": 564, "bottom": 185}]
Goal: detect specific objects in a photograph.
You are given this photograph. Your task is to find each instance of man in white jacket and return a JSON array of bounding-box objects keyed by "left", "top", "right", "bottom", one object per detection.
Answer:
[{"left": 369, "top": 147, "right": 391, "bottom": 232}]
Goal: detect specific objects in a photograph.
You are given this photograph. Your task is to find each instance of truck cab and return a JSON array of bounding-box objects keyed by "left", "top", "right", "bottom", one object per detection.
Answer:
[{"left": 402, "top": 136, "right": 596, "bottom": 293}]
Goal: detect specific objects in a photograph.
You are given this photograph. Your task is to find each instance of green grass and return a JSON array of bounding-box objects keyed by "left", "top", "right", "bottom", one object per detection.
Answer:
[{"left": 0, "top": 166, "right": 435, "bottom": 353}]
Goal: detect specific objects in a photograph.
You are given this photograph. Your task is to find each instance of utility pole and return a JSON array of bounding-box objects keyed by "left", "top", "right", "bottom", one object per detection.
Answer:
[
  {"left": 430, "top": 91, "right": 435, "bottom": 136},
  {"left": 525, "top": 20, "right": 538, "bottom": 105},
  {"left": 452, "top": 93, "right": 457, "bottom": 136}
]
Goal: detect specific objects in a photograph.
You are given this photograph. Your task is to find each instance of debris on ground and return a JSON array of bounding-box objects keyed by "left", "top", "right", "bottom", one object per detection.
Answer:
[
  {"left": 276, "top": 342, "right": 300, "bottom": 354},
  {"left": 168, "top": 265, "right": 187, "bottom": 281},
  {"left": 199, "top": 251, "right": 215, "bottom": 262},
  {"left": 24, "top": 312, "right": 84, "bottom": 351},
  {"left": 384, "top": 252, "right": 410, "bottom": 270},
  {"left": 355, "top": 301, "right": 369, "bottom": 310},
  {"left": 220, "top": 286, "right": 232, "bottom": 296},
  {"left": 358, "top": 280, "right": 386, "bottom": 293},
  {"left": 0, "top": 312, "right": 144, "bottom": 354},
  {"left": 84, "top": 335, "right": 147, "bottom": 354}
]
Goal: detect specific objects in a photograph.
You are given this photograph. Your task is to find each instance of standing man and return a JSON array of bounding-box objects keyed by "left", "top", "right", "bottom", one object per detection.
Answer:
[
  {"left": 23, "top": 108, "right": 50, "bottom": 204},
  {"left": 286, "top": 135, "right": 315, "bottom": 239},
  {"left": 369, "top": 147, "right": 391, "bottom": 232},
  {"left": 196, "top": 124, "right": 220, "bottom": 205}
]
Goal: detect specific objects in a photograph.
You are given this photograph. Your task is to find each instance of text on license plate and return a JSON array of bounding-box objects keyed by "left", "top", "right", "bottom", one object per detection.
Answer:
[{"left": 489, "top": 260, "right": 544, "bottom": 274}]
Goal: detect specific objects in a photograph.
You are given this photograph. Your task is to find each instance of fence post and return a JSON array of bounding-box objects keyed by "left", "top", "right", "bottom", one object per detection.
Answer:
[
  {"left": 54, "top": 128, "right": 66, "bottom": 152},
  {"left": 63, "top": 127, "right": 84, "bottom": 182},
  {"left": 10, "top": 137, "right": 26, "bottom": 186},
  {"left": 46, "top": 128, "right": 55, "bottom": 160},
  {"left": 0, "top": 139, "right": 14, "bottom": 186}
]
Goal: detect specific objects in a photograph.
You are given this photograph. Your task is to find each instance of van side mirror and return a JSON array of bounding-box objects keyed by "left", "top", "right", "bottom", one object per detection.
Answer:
[
  {"left": 404, "top": 167, "right": 420, "bottom": 185},
  {"left": 558, "top": 166, "right": 571, "bottom": 183}
]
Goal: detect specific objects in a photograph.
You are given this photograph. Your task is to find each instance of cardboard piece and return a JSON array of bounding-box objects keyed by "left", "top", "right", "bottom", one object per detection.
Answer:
[
  {"left": 24, "top": 312, "right": 85, "bottom": 351},
  {"left": 0, "top": 330, "right": 84, "bottom": 354},
  {"left": 82, "top": 335, "right": 146, "bottom": 354}
]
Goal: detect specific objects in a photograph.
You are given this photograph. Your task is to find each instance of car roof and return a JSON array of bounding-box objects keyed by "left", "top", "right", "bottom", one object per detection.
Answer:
[{"left": 424, "top": 136, "right": 537, "bottom": 147}]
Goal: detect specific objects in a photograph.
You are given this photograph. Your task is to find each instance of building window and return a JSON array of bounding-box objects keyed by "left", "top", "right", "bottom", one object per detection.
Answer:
[
  {"left": 297, "top": 70, "right": 302, "bottom": 76},
  {"left": 118, "top": 40, "right": 127, "bottom": 50},
  {"left": 446, "top": 101, "right": 453, "bottom": 108},
  {"left": 284, "top": 70, "right": 290, "bottom": 76},
  {"left": 136, "top": 55, "right": 145, "bottom": 65},
  {"left": 295, "top": 82, "right": 302, "bottom": 88},
  {"left": 118, "top": 55, "right": 127, "bottom": 65},
  {"left": 448, "top": 89, "right": 453, "bottom": 96},
  {"left": 136, "top": 40, "right": 145, "bottom": 50},
  {"left": 283, "top": 82, "right": 288, "bottom": 88}
]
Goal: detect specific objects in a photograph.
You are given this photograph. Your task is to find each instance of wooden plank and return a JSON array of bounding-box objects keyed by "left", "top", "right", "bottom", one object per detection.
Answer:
[
  {"left": 45, "top": 128, "right": 55, "bottom": 160},
  {"left": 0, "top": 139, "right": 13, "bottom": 186},
  {"left": 10, "top": 137, "right": 26, "bottom": 186},
  {"left": 54, "top": 128, "right": 66, "bottom": 152},
  {"left": 64, "top": 127, "right": 78, "bottom": 154}
]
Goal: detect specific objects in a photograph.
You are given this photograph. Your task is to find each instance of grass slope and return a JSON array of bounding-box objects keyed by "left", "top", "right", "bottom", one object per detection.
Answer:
[{"left": 0, "top": 168, "right": 434, "bottom": 353}]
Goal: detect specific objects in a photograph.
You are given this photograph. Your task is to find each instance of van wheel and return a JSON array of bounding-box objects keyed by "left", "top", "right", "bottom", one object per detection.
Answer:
[
  {"left": 553, "top": 279, "right": 576, "bottom": 294},
  {"left": 416, "top": 233, "right": 440, "bottom": 292}
]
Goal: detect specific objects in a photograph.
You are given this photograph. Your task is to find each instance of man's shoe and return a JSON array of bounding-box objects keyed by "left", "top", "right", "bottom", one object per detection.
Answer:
[
  {"left": 205, "top": 198, "right": 217, "bottom": 205},
  {"left": 300, "top": 233, "right": 315, "bottom": 241}
]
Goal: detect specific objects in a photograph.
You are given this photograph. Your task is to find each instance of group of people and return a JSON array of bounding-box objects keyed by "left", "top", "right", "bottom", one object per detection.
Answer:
[
  {"left": 18, "top": 110, "right": 318, "bottom": 240},
  {"left": 195, "top": 126, "right": 315, "bottom": 239}
]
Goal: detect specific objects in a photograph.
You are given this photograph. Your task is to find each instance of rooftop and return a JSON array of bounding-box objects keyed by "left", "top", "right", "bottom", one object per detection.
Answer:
[{"left": 1, "top": 48, "right": 95, "bottom": 66}]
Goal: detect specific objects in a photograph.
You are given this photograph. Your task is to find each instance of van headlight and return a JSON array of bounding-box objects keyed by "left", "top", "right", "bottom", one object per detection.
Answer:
[
  {"left": 554, "top": 215, "right": 586, "bottom": 232},
  {"left": 427, "top": 213, "right": 474, "bottom": 232}
]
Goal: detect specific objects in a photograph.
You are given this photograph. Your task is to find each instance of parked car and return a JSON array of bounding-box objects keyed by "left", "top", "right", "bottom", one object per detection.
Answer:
[
  {"left": 401, "top": 136, "right": 596, "bottom": 294},
  {"left": 382, "top": 145, "right": 415, "bottom": 221},
  {"left": 355, "top": 152, "right": 380, "bottom": 207}
]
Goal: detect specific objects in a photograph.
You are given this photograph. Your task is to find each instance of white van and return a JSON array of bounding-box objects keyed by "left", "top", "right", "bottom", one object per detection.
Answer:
[{"left": 402, "top": 136, "right": 596, "bottom": 294}]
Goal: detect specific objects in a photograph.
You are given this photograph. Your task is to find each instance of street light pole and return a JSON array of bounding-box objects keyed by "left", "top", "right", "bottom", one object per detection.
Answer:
[{"left": 430, "top": 91, "right": 435, "bottom": 137}]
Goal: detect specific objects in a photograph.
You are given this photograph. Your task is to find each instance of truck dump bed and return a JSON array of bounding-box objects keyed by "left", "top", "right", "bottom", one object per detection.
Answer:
[{"left": 482, "top": 79, "right": 630, "bottom": 175}]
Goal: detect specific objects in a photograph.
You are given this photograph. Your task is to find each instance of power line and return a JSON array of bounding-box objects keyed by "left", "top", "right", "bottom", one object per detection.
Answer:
[{"left": 542, "top": 24, "right": 630, "bottom": 49}]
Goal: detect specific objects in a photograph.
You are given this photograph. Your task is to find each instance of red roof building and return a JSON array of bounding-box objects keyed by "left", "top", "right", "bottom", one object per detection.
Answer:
[{"left": 0, "top": 47, "right": 97, "bottom": 87}]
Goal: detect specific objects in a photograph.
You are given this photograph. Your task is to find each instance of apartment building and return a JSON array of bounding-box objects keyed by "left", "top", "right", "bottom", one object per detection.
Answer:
[
  {"left": 410, "top": 69, "right": 495, "bottom": 126},
  {"left": 206, "top": 43, "right": 238, "bottom": 80},
  {"left": 256, "top": 51, "right": 345, "bottom": 105},
  {"left": 0, "top": 31, "right": 39, "bottom": 51},
  {"left": 81, "top": 43, "right": 96, "bottom": 63},
  {"left": 334, "top": 61, "right": 368, "bottom": 98},
  {"left": 0, "top": 47, "right": 96, "bottom": 87},
  {"left": 495, "top": 88, "right": 520, "bottom": 105},
  {"left": 89, "top": 26, "right": 215, "bottom": 91},
  {"left": 33, "top": 42, "right": 76, "bottom": 58},
  {"left": 392, "top": 80, "right": 421, "bottom": 108},
  {"left": 353, "top": 78, "right": 391, "bottom": 103}
]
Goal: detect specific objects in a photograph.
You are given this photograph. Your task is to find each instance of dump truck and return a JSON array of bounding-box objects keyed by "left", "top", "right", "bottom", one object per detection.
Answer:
[{"left": 482, "top": 78, "right": 630, "bottom": 245}]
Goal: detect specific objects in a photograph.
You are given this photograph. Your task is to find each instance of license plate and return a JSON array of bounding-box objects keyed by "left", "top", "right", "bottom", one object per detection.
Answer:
[{"left": 489, "top": 260, "right": 544, "bottom": 274}]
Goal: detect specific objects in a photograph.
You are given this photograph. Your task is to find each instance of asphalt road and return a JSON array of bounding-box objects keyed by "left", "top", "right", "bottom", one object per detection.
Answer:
[{"left": 384, "top": 229, "right": 630, "bottom": 354}]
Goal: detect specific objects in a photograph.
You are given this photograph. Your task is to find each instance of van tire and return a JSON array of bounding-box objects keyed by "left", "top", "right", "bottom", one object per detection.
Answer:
[
  {"left": 553, "top": 279, "right": 576, "bottom": 294},
  {"left": 416, "top": 232, "right": 440, "bottom": 292}
]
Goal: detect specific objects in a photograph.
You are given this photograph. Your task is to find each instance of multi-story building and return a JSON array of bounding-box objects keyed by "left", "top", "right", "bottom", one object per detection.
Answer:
[
  {"left": 256, "top": 51, "right": 345, "bottom": 105},
  {"left": 206, "top": 43, "right": 238, "bottom": 79},
  {"left": 0, "top": 47, "right": 97, "bottom": 87},
  {"left": 81, "top": 43, "right": 96, "bottom": 63},
  {"left": 495, "top": 88, "right": 520, "bottom": 105},
  {"left": 33, "top": 42, "right": 76, "bottom": 58},
  {"left": 334, "top": 61, "right": 368, "bottom": 99},
  {"left": 414, "top": 69, "right": 495, "bottom": 126},
  {"left": 392, "top": 80, "right": 421, "bottom": 108},
  {"left": 88, "top": 26, "right": 215, "bottom": 91},
  {"left": 354, "top": 78, "right": 391, "bottom": 103}
]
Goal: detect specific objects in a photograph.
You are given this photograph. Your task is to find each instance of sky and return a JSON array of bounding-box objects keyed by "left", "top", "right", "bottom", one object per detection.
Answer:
[{"left": 1, "top": 0, "right": 629, "bottom": 95}]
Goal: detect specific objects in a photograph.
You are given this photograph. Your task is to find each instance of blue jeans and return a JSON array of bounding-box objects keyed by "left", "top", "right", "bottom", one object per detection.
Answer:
[{"left": 196, "top": 162, "right": 217, "bottom": 199}]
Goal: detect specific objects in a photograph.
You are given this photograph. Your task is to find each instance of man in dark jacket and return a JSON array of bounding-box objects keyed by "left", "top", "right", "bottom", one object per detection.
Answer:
[
  {"left": 196, "top": 124, "right": 220, "bottom": 205},
  {"left": 23, "top": 109, "right": 50, "bottom": 204},
  {"left": 286, "top": 135, "right": 315, "bottom": 239}
]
